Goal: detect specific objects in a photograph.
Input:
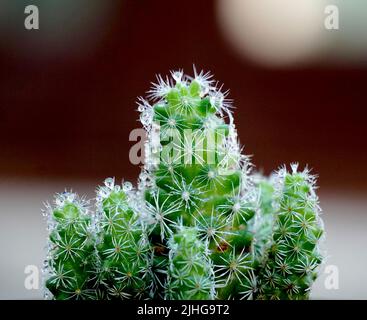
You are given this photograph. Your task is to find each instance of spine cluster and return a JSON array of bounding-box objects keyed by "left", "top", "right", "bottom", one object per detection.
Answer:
[{"left": 44, "top": 69, "right": 324, "bottom": 300}]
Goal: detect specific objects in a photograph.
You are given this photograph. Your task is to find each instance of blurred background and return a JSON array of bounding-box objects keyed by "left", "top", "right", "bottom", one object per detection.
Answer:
[{"left": 0, "top": 0, "right": 366, "bottom": 299}]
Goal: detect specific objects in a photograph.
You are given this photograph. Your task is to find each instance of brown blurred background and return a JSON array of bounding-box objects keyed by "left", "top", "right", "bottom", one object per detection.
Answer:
[
  {"left": 0, "top": 0, "right": 366, "bottom": 189},
  {"left": 0, "top": 0, "right": 367, "bottom": 299}
]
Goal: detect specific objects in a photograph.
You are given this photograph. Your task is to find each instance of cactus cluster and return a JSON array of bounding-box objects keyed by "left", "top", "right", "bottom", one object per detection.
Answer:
[
  {"left": 44, "top": 182, "right": 153, "bottom": 299},
  {"left": 43, "top": 69, "right": 324, "bottom": 300}
]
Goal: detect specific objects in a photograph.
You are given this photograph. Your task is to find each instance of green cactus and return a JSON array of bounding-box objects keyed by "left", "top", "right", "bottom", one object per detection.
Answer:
[
  {"left": 138, "top": 69, "right": 257, "bottom": 299},
  {"left": 44, "top": 192, "right": 96, "bottom": 299},
  {"left": 166, "top": 226, "right": 215, "bottom": 299},
  {"left": 44, "top": 180, "right": 153, "bottom": 299},
  {"left": 94, "top": 178, "right": 154, "bottom": 299},
  {"left": 43, "top": 69, "right": 324, "bottom": 300},
  {"left": 254, "top": 165, "right": 324, "bottom": 300}
]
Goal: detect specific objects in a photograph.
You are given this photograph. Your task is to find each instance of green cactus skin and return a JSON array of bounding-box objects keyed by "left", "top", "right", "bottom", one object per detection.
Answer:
[
  {"left": 251, "top": 179, "right": 277, "bottom": 265},
  {"left": 44, "top": 192, "right": 97, "bottom": 299},
  {"left": 43, "top": 69, "right": 324, "bottom": 300},
  {"left": 95, "top": 178, "right": 154, "bottom": 299},
  {"left": 166, "top": 226, "right": 215, "bottom": 300},
  {"left": 254, "top": 165, "right": 324, "bottom": 300}
]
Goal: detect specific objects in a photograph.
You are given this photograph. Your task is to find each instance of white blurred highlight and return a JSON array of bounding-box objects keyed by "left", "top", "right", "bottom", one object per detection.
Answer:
[
  {"left": 217, "top": 0, "right": 367, "bottom": 67},
  {"left": 217, "top": 0, "right": 327, "bottom": 66}
]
